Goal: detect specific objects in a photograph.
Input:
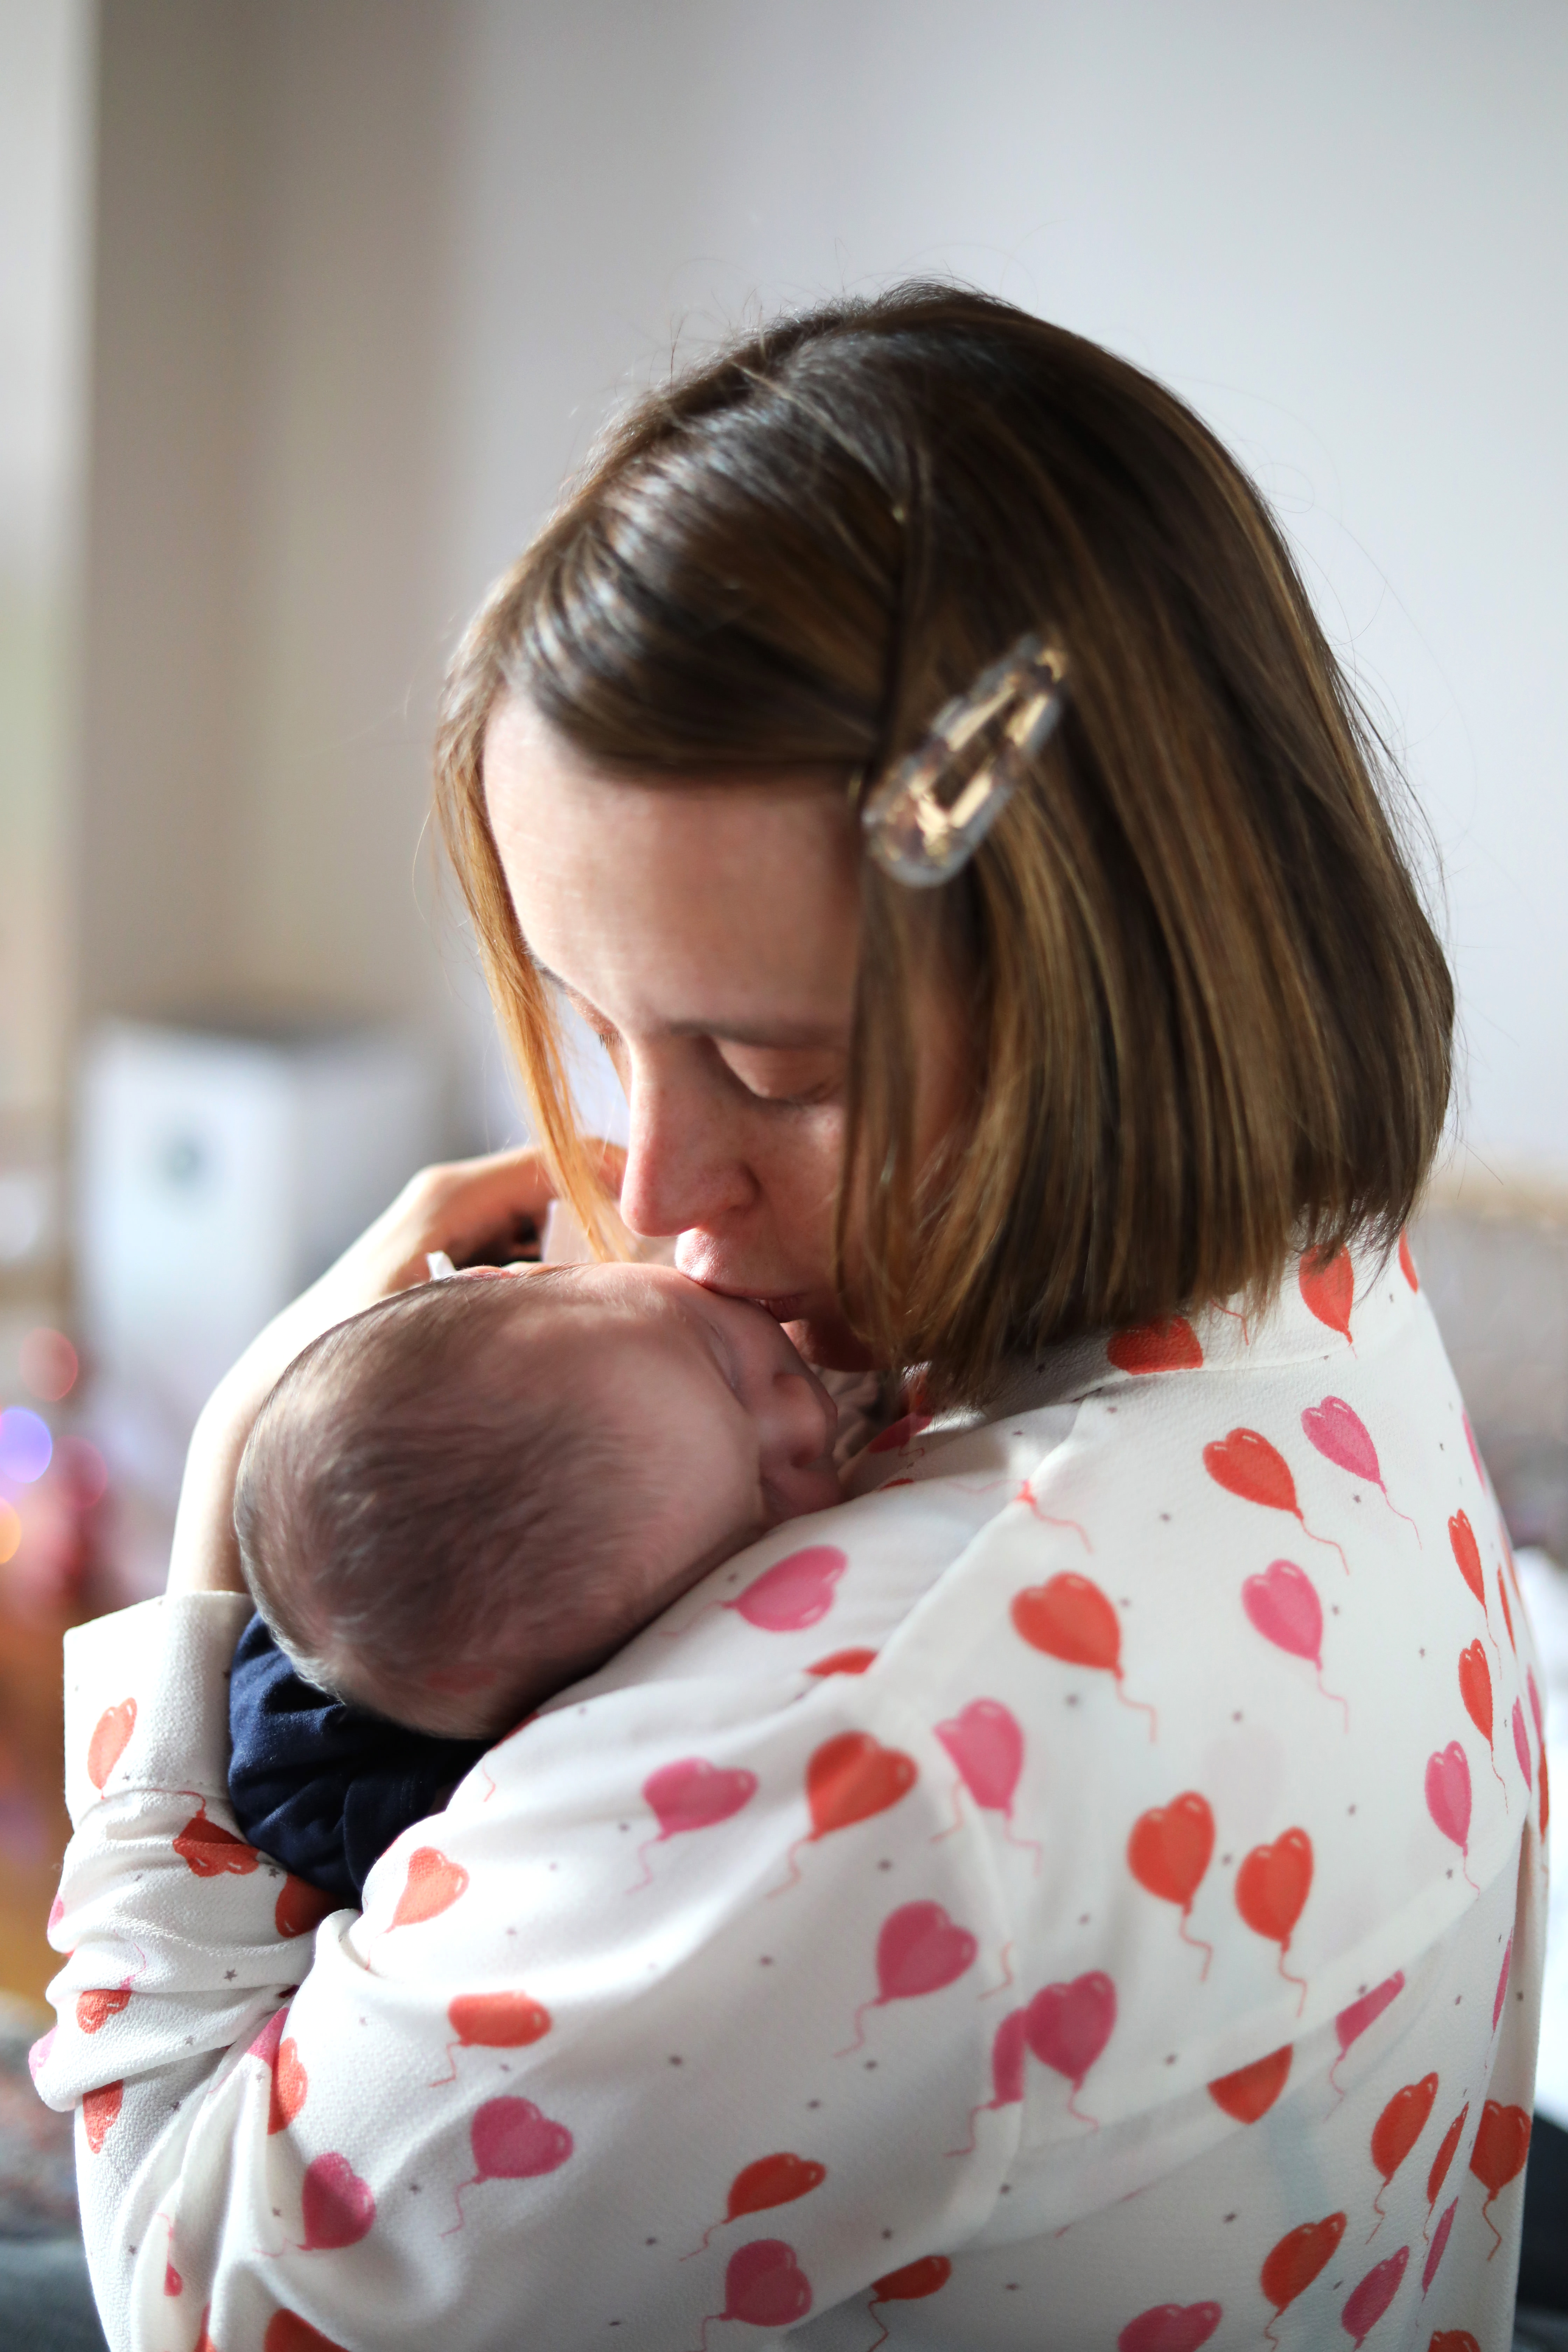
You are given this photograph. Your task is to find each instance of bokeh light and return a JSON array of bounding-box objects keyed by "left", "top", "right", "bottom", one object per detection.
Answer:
[
  {"left": 52, "top": 1436, "right": 107, "bottom": 1509},
  {"left": 19, "top": 1327, "right": 78, "bottom": 1403},
  {"left": 0, "top": 1500, "right": 19, "bottom": 1564},
  {"left": 0, "top": 1409, "right": 53, "bottom": 1485}
]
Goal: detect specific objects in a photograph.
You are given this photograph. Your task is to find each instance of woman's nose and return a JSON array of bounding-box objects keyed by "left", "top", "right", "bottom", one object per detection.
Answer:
[{"left": 617, "top": 1056, "right": 756, "bottom": 1240}]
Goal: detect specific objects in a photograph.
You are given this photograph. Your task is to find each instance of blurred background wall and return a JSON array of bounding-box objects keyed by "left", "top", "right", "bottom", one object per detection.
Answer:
[{"left": 0, "top": 0, "right": 1566, "bottom": 2008}]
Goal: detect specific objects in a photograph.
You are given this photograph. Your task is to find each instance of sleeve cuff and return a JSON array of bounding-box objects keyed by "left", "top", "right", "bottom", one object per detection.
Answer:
[{"left": 63, "top": 1593, "right": 254, "bottom": 1826}]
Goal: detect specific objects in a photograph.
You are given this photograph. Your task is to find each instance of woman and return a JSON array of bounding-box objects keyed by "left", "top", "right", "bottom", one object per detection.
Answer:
[{"left": 38, "top": 287, "right": 1542, "bottom": 2351}]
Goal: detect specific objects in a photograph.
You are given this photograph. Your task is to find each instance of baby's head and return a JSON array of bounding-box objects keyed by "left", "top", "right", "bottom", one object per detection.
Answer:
[{"left": 233, "top": 1262, "right": 840, "bottom": 1739}]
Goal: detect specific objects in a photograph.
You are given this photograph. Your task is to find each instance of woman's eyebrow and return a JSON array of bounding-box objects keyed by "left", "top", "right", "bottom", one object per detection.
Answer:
[{"left": 531, "top": 963, "right": 846, "bottom": 1050}]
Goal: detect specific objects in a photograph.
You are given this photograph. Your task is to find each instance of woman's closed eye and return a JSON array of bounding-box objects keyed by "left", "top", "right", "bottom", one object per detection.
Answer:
[{"left": 712, "top": 1041, "right": 846, "bottom": 1110}]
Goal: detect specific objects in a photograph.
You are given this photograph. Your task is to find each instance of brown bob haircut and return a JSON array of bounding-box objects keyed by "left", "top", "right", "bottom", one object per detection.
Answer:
[{"left": 436, "top": 284, "right": 1452, "bottom": 1404}]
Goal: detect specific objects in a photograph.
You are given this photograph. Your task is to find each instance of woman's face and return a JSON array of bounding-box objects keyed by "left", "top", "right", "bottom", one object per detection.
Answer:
[{"left": 485, "top": 697, "right": 967, "bottom": 1371}]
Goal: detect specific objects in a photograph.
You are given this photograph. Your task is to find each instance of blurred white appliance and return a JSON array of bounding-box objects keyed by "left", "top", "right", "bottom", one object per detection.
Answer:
[{"left": 77, "top": 1017, "right": 440, "bottom": 1443}]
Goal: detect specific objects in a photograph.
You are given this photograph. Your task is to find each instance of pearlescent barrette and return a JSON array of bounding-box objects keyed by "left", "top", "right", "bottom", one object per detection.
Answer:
[{"left": 861, "top": 631, "right": 1069, "bottom": 886}]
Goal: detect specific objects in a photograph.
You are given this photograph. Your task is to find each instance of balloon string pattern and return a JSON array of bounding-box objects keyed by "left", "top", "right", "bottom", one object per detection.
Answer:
[{"left": 37, "top": 1233, "right": 1548, "bottom": 2352}]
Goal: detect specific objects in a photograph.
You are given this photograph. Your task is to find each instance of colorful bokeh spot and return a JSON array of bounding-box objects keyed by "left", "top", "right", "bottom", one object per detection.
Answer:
[
  {"left": 0, "top": 1499, "right": 20, "bottom": 1566},
  {"left": 20, "top": 1328, "right": 78, "bottom": 1403},
  {"left": 0, "top": 1408, "right": 52, "bottom": 1485}
]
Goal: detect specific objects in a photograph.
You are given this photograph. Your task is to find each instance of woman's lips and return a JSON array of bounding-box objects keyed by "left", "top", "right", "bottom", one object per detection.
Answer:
[{"left": 705, "top": 1284, "right": 809, "bottom": 1324}]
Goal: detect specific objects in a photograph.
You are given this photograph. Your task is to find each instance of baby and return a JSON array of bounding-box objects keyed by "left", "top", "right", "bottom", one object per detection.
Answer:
[{"left": 227, "top": 1261, "right": 843, "bottom": 1899}]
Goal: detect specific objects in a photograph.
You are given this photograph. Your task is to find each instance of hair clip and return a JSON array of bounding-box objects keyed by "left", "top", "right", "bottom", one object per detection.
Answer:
[{"left": 861, "top": 631, "right": 1069, "bottom": 886}]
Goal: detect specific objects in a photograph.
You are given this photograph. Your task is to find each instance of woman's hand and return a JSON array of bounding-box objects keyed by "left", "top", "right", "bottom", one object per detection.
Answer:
[{"left": 164, "top": 1143, "right": 623, "bottom": 1597}]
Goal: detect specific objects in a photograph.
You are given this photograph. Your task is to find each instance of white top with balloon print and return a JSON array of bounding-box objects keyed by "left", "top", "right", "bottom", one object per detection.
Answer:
[{"left": 35, "top": 1239, "right": 1547, "bottom": 2352}]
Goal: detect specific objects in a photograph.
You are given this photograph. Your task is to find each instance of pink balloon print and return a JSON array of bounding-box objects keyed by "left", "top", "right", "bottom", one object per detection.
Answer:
[
  {"left": 27, "top": 2027, "right": 54, "bottom": 2082},
  {"left": 1494, "top": 1936, "right": 1513, "bottom": 2030},
  {"left": 1024, "top": 1971, "right": 1116, "bottom": 2129},
  {"left": 1329, "top": 1971, "right": 1404, "bottom": 2096},
  {"left": 726, "top": 1546, "right": 847, "bottom": 1632},
  {"left": 1339, "top": 2246, "right": 1408, "bottom": 2346},
  {"left": 1118, "top": 2305, "right": 1223, "bottom": 2352},
  {"left": 934, "top": 1699, "right": 1042, "bottom": 1866},
  {"left": 698, "top": 2239, "right": 813, "bottom": 2345},
  {"left": 1512, "top": 1699, "right": 1533, "bottom": 1792},
  {"left": 1528, "top": 1668, "right": 1545, "bottom": 1746},
  {"left": 838, "top": 1902, "right": 978, "bottom": 2054},
  {"left": 1425, "top": 1744, "right": 1476, "bottom": 1888},
  {"left": 949, "top": 2007, "right": 1029, "bottom": 2154},
  {"left": 442, "top": 2096, "right": 573, "bottom": 2236},
  {"left": 1241, "top": 1560, "right": 1349, "bottom": 1726},
  {"left": 1301, "top": 1398, "right": 1419, "bottom": 1540},
  {"left": 631, "top": 1757, "right": 758, "bottom": 1889},
  {"left": 300, "top": 2152, "right": 375, "bottom": 2251},
  {"left": 1421, "top": 2198, "right": 1457, "bottom": 2294}
]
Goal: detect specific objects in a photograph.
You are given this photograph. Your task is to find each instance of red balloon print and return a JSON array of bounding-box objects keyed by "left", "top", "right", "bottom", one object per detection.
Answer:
[
  {"left": 163, "top": 2260, "right": 180, "bottom": 2296},
  {"left": 82, "top": 2079, "right": 122, "bottom": 2154},
  {"left": 1208, "top": 2044, "right": 1292, "bottom": 2124},
  {"left": 429, "top": 1989, "right": 551, "bottom": 2085},
  {"left": 1242, "top": 1560, "right": 1349, "bottom": 1723},
  {"left": 775, "top": 1732, "right": 917, "bottom": 1891},
  {"left": 1107, "top": 1317, "right": 1203, "bottom": 1374},
  {"left": 1301, "top": 1398, "right": 1419, "bottom": 1539},
  {"left": 300, "top": 2152, "right": 374, "bottom": 2251},
  {"left": 1457, "top": 1642, "right": 1498, "bottom": 1773},
  {"left": 950, "top": 2007, "right": 1029, "bottom": 2153},
  {"left": 1468, "top": 2099, "right": 1529, "bottom": 2258},
  {"left": 173, "top": 1803, "right": 259, "bottom": 1878},
  {"left": 1024, "top": 1971, "right": 1116, "bottom": 2127},
  {"left": 866, "top": 2254, "right": 952, "bottom": 2346},
  {"left": 1422, "top": 2198, "right": 1458, "bottom": 2296},
  {"left": 86, "top": 1699, "right": 135, "bottom": 1791},
  {"left": 1448, "top": 1511, "right": 1486, "bottom": 1609},
  {"left": 390, "top": 1846, "right": 468, "bottom": 1928},
  {"left": 698, "top": 2240, "right": 813, "bottom": 2345},
  {"left": 1339, "top": 2246, "right": 1408, "bottom": 2346},
  {"left": 1236, "top": 1830, "right": 1313, "bottom": 2012},
  {"left": 1493, "top": 1934, "right": 1514, "bottom": 2030},
  {"left": 1543, "top": 1750, "right": 1552, "bottom": 1838},
  {"left": 266, "top": 2314, "right": 349, "bottom": 2352},
  {"left": 1368, "top": 2075, "right": 1437, "bottom": 2229},
  {"left": 76, "top": 1987, "right": 131, "bottom": 2035},
  {"left": 1011, "top": 1574, "right": 1156, "bottom": 1736},
  {"left": 1398, "top": 1230, "right": 1418, "bottom": 1290},
  {"left": 1427, "top": 2104, "right": 1468, "bottom": 2212},
  {"left": 683, "top": 2150, "right": 827, "bottom": 2258},
  {"left": 275, "top": 1876, "right": 336, "bottom": 1939},
  {"left": 726, "top": 1546, "right": 848, "bottom": 1632},
  {"left": 838, "top": 1901, "right": 978, "bottom": 2053},
  {"left": 1203, "top": 1429, "right": 1348, "bottom": 1573},
  {"left": 1127, "top": 1793, "right": 1215, "bottom": 1974},
  {"left": 442, "top": 2095, "right": 574, "bottom": 2236},
  {"left": 935, "top": 1699, "right": 1041, "bottom": 1864},
  {"left": 1497, "top": 1569, "right": 1516, "bottom": 1654},
  {"left": 804, "top": 1648, "right": 876, "bottom": 1678},
  {"left": 1423, "top": 1745, "right": 1476, "bottom": 1887},
  {"left": 1529, "top": 1665, "right": 1545, "bottom": 1745},
  {"left": 1330, "top": 1973, "right": 1404, "bottom": 2095},
  {"left": 1300, "top": 1245, "right": 1354, "bottom": 1342},
  {"left": 269, "top": 2039, "right": 307, "bottom": 2136},
  {"left": 632, "top": 1757, "right": 758, "bottom": 1888},
  {"left": 1261, "top": 2212, "right": 1346, "bottom": 2343},
  {"left": 1429, "top": 2335, "right": 1479, "bottom": 2352},
  {"left": 1118, "top": 2305, "right": 1223, "bottom": 2352}
]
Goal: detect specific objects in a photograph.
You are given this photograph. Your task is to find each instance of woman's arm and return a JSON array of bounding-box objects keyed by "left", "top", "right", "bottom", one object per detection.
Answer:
[
  {"left": 167, "top": 1145, "right": 620, "bottom": 1596},
  {"left": 38, "top": 1575, "right": 1009, "bottom": 2352}
]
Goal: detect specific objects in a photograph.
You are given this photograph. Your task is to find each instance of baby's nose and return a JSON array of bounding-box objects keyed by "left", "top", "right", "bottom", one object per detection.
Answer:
[{"left": 771, "top": 1370, "right": 836, "bottom": 1467}]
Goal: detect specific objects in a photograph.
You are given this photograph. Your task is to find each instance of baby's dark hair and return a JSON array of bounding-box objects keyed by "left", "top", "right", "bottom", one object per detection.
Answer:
[{"left": 233, "top": 1272, "right": 664, "bottom": 1738}]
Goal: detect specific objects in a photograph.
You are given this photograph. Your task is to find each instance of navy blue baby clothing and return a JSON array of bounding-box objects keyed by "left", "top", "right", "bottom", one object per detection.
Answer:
[{"left": 226, "top": 1613, "right": 488, "bottom": 1904}]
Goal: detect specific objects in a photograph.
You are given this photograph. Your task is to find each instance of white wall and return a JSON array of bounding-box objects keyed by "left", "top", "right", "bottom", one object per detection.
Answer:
[{"left": 440, "top": 0, "right": 1568, "bottom": 1177}]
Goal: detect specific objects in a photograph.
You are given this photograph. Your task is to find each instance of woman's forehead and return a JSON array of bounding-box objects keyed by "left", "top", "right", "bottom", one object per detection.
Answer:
[{"left": 484, "top": 696, "right": 860, "bottom": 1032}]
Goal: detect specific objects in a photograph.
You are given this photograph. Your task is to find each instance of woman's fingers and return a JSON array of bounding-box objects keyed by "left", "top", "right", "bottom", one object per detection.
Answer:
[{"left": 366, "top": 1141, "right": 626, "bottom": 1287}]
